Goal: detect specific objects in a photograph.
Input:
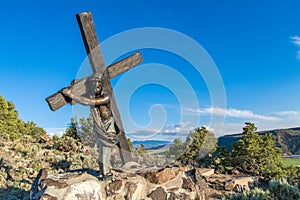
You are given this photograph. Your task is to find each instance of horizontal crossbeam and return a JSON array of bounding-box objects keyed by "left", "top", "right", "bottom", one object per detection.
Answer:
[{"left": 46, "top": 52, "right": 142, "bottom": 111}]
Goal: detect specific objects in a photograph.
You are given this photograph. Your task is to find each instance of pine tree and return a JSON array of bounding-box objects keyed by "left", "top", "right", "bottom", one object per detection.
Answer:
[
  {"left": 213, "top": 146, "right": 233, "bottom": 173},
  {"left": 63, "top": 117, "right": 81, "bottom": 141},
  {"left": 0, "top": 94, "right": 46, "bottom": 141},
  {"left": 61, "top": 113, "right": 96, "bottom": 147},
  {"left": 231, "top": 122, "right": 262, "bottom": 174},
  {"left": 165, "top": 138, "right": 185, "bottom": 159},
  {"left": 198, "top": 130, "right": 218, "bottom": 162},
  {"left": 0, "top": 95, "right": 20, "bottom": 139},
  {"left": 179, "top": 126, "right": 208, "bottom": 165},
  {"left": 78, "top": 114, "right": 94, "bottom": 146},
  {"left": 127, "top": 138, "right": 134, "bottom": 152},
  {"left": 259, "top": 133, "right": 286, "bottom": 178},
  {"left": 138, "top": 144, "right": 146, "bottom": 153},
  {"left": 165, "top": 126, "right": 217, "bottom": 165},
  {"left": 227, "top": 122, "right": 292, "bottom": 178},
  {"left": 23, "top": 121, "right": 46, "bottom": 139}
]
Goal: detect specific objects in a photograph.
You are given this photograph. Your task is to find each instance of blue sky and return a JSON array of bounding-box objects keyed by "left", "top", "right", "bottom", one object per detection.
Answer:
[{"left": 0, "top": 1, "right": 300, "bottom": 140}]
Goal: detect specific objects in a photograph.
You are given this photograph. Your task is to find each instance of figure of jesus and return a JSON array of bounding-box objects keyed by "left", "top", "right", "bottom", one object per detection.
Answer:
[{"left": 62, "top": 73, "right": 118, "bottom": 179}]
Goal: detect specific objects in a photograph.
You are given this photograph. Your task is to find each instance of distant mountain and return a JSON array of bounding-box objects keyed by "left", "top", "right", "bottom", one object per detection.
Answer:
[
  {"left": 132, "top": 140, "right": 172, "bottom": 149},
  {"left": 218, "top": 127, "right": 300, "bottom": 155}
]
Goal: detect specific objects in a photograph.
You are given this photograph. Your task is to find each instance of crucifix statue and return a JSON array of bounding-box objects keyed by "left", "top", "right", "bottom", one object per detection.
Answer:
[{"left": 46, "top": 12, "right": 142, "bottom": 178}]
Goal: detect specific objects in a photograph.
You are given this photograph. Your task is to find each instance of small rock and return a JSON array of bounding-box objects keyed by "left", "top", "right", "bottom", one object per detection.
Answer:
[
  {"left": 182, "top": 177, "right": 195, "bottom": 191},
  {"left": 232, "top": 176, "right": 254, "bottom": 190},
  {"left": 106, "top": 180, "right": 123, "bottom": 196},
  {"left": 224, "top": 181, "right": 234, "bottom": 191},
  {"left": 40, "top": 194, "right": 58, "bottom": 200},
  {"left": 157, "top": 168, "right": 180, "bottom": 184},
  {"left": 167, "top": 192, "right": 177, "bottom": 200},
  {"left": 125, "top": 182, "right": 137, "bottom": 200},
  {"left": 148, "top": 187, "right": 167, "bottom": 200},
  {"left": 232, "top": 169, "right": 240, "bottom": 175},
  {"left": 198, "top": 168, "right": 214, "bottom": 178},
  {"left": 167, "top": 187, "right": 179, "bottom": 192},
  {"left": 140, "top": 169, "right": 158, "bottom": 184},
  {"left": 37, "top": 173, "right": 102, "bottom": 200},
  {"left": 233, "top": 184, "right": 243, "bottom": 193},
  {"left": 177, "top": 192, "right": 192, "bottom": 200}
]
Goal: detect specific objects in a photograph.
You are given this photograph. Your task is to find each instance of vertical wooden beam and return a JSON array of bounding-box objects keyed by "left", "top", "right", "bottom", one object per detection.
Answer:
[
  {"left": 76, "top": 12, "right": 132, "bottom": 163},
  {"left": 76, "top": 12, "right": 105, "bottom": 73}
]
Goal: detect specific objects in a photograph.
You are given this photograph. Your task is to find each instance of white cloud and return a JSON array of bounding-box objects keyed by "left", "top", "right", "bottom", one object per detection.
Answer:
[
  {"left": 291, "top": 36, "right": 300, "bottom": 46},
  {"left": 186, "top": 107, "right": 279, "bottom": 121},
  {"left": 128, "top": 121, "right": 192, "bottom": 141},
  {"left": 274, "top": 111, "right": 298, "bottom": 116},
  {"left": 164, "top": 121, "right": 191, "bottom": 134},
  {"left": 291, "top": 36, "right": 300, "bottom": 60},
  {"left": 45, "top": 127, "right": 66, "bottom": 137}
]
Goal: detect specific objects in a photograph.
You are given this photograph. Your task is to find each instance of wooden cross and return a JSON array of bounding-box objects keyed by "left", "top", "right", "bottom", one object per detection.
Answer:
[{"left": 46, "top": 12, "right": 143, "bottom": 163}]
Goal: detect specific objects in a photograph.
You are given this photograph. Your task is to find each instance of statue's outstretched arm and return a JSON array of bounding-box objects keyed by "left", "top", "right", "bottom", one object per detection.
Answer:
[{"left": 61, "top": 88, "right": 109, "bottom": 106}]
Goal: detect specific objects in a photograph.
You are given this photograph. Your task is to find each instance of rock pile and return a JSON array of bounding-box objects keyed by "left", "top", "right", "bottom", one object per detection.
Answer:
[
  {"left": 0, "top": 136, "right": 99, "bottom": 199},
  {"left": 30, "top": 166, "right": 209, "bottom": 200},
  {"left": 0, "top": 135, "right": 257, "bottom": 200},
  {"left": 29, "top": 163, "right": 257, "bottom": 200}
]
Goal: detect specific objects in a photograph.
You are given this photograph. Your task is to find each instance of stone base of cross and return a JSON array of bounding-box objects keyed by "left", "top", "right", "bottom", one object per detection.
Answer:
[{"left": 46, "top": 12, "right": 143, "bottom": 164}]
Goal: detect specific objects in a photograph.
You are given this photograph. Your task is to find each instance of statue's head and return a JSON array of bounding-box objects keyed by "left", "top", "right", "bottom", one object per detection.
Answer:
[{"left": 86, "top": 73, "right": 105, "bottom": 97}]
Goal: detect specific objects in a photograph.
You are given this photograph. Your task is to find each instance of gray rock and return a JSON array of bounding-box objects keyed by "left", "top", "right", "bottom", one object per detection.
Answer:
[
  {"left": 30, "top": 167, "right": 210, "bottom": 200},
  {"left": 148, "top": 187, "right": 167, "bottom": 200}
]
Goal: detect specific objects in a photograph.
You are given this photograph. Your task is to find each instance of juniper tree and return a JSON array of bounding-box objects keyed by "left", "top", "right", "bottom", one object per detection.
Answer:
[
  {"left": 231, "top": 122, "right": 263, "bottom": 175},
  {"left": 225, "top": 122, "right": 294, "bottom": 178},
  {"left": 165, "top": 126, "right": 217, "bottom": 166},
  {"left": 63, "top": 117, "right": 81, "bottom": 142},
  {"left": 63, "top": 114, "right": 94, "bottom": 144},
  {"left": 165, "top": 138, "right": 186, "bottom": 159},
  {"left": 0, "top": 94, "right": 46, "bottom": 141},
  {"left": 127, "top": 138, "right": 134, "bottom": 152},
  {"left": 179, "top": 126, "right": 208, "bottom": 165}
]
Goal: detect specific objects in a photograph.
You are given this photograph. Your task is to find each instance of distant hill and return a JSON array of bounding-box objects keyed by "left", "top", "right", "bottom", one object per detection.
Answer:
[
  {"left": 132, "top": 140, "right": 172, "bottom": 149},
  {"left": 218, "top": 127, "right": 300, "bottom": 155}
]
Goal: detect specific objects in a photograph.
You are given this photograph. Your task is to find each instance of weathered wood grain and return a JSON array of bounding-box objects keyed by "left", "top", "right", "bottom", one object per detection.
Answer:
[
  {"left": 46, "top": 52, "right": 142, "bottom": 111},
  {"left": 76, "top": 12, "right": 105, "bottom": 73},
  {"left": 46, "top": 11, "right": 139, "bottom": 163},
  {"left": 108, "top": 52, "right": 142, "bottom": 79},
  {"left": 76, "top": 11, "right": 133, "bottom": 163}
]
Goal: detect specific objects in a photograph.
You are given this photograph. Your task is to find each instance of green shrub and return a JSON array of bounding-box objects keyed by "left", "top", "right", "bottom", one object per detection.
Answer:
[
  {"left": 0, "top": 94, "right": 46, "bottom": 141},
  {"left": 227, "top": 179, "right": 300, "bottom": 200},
  {"left": 165, "top": 126, "right": 217, "bottom": 166},
  {"left": 227, "top": 187, "right": 270, "bottom": 200},
  {"left": 0, "top": 132, "right": 10, "bottom": 142},
  {"left": 215, "top": 122, "right": 291, "bottom": 179},
  {"left": 22, "top": 147, "right": 30, "bottom": 156},
  {"left": 29, "top": 144, "right": 39, "bottom": 157},
  {"left": 20, "top": 134, "right": 33, "bottom": 144},
  {"left": 14, "top": 143, "right": 24, "bottom": 152},
  {"left": 52, "top": 135, "right": 60, "bottom": 143},
  {"left": 269, "top": 179, "right": 300, "bottom": 199}
]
